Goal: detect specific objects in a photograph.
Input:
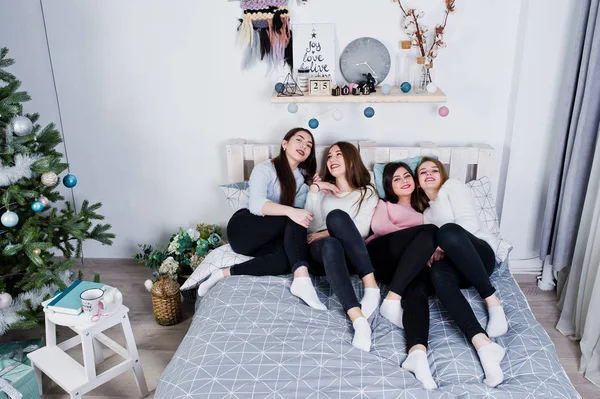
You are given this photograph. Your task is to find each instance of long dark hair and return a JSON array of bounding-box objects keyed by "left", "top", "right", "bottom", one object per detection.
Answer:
[
  {"left": 323, "top": 141, "right": 375, "bottom": 214},
  {"left": 414, "top": 156, "right": 449, "bottom": 212},
  {"left": 272, "top": 128, "right": 316, "bottom": 206},
  {"left": 382, "top": 162, "right": 425, "bottom": 211}
]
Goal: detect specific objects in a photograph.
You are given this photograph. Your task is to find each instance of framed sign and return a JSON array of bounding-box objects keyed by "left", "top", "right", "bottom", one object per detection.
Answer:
[{"left": 292, "top": 23, "right": 335, "bottom": 79}]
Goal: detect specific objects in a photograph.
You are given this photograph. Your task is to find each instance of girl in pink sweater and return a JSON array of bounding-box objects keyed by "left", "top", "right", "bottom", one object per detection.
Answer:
[{"left": 366, "top": 162, "right": 439, "bottom": 390}]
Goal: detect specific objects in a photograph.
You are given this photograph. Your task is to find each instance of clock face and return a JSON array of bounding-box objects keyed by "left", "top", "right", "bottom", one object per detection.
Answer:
[{"left": 339, "top": 37, "right": 391, "bottom": 85}]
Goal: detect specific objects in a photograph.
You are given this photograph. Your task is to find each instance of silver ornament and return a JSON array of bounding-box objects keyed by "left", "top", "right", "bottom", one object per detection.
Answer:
[
  {"left": 11, "top": 116, "right": 33, "bottom": 136},
  {"left": 41, "top": 172, "right": 58, "bottom": 187},
  {"left": 38, "top": 195, "right": 49, "bottom": 207}
]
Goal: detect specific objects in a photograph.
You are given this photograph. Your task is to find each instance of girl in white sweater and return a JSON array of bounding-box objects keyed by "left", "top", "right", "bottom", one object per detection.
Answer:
[
  {"left": 296, "top": 142, "right": 379, "bottom": 352},
  {"left": 416, "top": 157, "right": 508, "bottom": 387}
]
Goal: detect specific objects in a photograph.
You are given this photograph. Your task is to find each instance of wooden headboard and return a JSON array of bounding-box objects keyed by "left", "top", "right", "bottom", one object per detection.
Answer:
[{"left": 226, "top": 139, "right": 496, "bottom": 185}]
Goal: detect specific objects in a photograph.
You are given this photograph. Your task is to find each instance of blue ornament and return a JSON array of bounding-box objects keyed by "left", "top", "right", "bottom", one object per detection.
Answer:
[
  {"left": 381, "top": 84, "right": 392, "bottom": 95},
  {"left": 400, "top": 82, "right": 412, "bottom": 93},
  {"left": 275, "top": 82, "right": 285, "bottom": 93},
  {"left": 63, "top": 174, "right": 78, "bottom": 188},
  {"left": 287, "top": 103, "right": 299, "bottom": 114},
  {"left": 364, "top": 107, "right": 375, "bottom": 118},
  {"left": 31, "top": 200, "right": 44, "bottom": 212},
  {"left": 308, "top": 118, "right": 319, "bottom": 129},
  {"left": 1, "top": 211, "right": 18, "bottom": 228},
  {"left": 4, "top": 244, "right": 18, "bottom": 256}
]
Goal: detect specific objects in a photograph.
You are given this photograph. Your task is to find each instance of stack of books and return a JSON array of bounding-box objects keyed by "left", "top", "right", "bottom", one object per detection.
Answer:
[{"left": 46, "top": 280, "right": 106, "bottom": 315}]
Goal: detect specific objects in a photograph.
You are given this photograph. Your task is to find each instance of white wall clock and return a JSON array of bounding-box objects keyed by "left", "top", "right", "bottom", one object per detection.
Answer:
[{"left": 339, "top": 37, "right": 391, "bottom": 85}]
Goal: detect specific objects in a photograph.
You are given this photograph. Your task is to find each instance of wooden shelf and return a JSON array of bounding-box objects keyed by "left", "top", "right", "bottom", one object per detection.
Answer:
[{"left": 271, "top": 87, "right": 447, "bottom": 104}]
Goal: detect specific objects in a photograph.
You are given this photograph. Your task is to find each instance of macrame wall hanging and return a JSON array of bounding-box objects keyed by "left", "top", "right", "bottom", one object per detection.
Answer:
[{"left": 238, "top": 0, "right": 307, "bottom": 70}]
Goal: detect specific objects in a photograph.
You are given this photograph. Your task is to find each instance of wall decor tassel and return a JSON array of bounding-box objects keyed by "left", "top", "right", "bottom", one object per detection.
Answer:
[{"left": 238, "top": 1, "right": 293, "bottom": 70}]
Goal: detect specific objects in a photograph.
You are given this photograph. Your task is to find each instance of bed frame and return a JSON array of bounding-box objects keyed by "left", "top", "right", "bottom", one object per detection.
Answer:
[{"left": 226, "top": 139, "right": 496, "bottom": 185}]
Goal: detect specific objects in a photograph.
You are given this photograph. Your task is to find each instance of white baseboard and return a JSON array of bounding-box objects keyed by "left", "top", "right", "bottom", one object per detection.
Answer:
[{"left": 509, "top": 257, "right": 543, "bottom": 274}]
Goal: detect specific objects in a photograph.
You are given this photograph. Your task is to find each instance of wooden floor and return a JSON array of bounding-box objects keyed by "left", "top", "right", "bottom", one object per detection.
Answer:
[{"left": 2, "top": 260, "right": 599, "bottom": 398}]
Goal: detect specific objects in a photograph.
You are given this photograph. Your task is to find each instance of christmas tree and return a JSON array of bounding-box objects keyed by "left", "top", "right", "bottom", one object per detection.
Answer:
[{"left": 0, "top": 47, "right": 114, "bottom": 332}]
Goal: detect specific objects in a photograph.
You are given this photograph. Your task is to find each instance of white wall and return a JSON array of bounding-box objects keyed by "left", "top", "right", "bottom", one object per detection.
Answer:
[
  {"left": 2, "top": 0, "right": 523, "bottom": 258},
  {"left": 500, "top": 0, "right": 578, "bottom": 267}
]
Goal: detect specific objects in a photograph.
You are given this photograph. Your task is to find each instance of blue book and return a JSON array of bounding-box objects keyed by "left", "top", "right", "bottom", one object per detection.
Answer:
[{"left": 47, "top": 280, "right": 106, "bottom": 315}]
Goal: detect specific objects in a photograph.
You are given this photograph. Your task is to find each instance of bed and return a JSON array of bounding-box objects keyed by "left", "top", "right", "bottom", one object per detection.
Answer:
[{"left": 155, "top": 141, "right": 580, "bottom": 398}]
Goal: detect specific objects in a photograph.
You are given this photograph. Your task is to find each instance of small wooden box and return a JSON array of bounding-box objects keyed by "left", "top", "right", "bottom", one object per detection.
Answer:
[{"left": 308, "top": 77, "right": 331, "bottom": 96}]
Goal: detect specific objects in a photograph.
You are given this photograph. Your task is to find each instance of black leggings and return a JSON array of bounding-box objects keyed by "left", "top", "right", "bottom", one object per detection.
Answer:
[
  {"left": 367, "top": 224, "right": 438, "bottom": 350},
  {"left": 307, "top": 210, "right": 374, "bottom": 312},
  {"left": 429, "top": 223, "right": 496, "bottom": 340},
  {"left": 227, "top": 209, "right": 309, "bottom": 276}
]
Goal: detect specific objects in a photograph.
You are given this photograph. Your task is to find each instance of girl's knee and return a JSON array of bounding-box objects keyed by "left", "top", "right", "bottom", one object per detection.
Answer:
[
  {"left": 437, "top": 223, "right": 464, "bottom": 249},
  {"left": 326, "top": 209, "right": 352, "bottom": 230}
]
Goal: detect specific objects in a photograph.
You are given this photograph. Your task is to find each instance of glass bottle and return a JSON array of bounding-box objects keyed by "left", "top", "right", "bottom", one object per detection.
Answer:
[
  {"left": 296, "top": 68, "right": 310, "bottom": 92},
  {"left": 413, "top": 57, "right": 431, "bottom": 94},
  {"left": 395, "top": 40, "right": 412, "bottom": 87}
]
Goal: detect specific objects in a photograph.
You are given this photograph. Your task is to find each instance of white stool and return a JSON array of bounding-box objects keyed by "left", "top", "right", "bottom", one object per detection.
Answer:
[{"left": 28, "top": 305, "right": 149, "bottom": 399}]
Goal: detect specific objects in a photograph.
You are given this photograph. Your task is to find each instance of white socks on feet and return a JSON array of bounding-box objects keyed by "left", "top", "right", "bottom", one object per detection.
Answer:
[
  {"left": 380, "top": 299, "right": 404, "bottom": 328},
  {"left": 402, "top": 350, "right": 437, "bottom": 390},
  {"left": 477, "top": 342, "right": 506, "bottom": 387},
  {"left": 197, "top": 269, "right": 225, "bottom": 297},
  {"left": 290, "top": 277, "right": 327, "bottom": 310},
  {"left": 486, "top": 305, "right": 508, "bottom": 338},
  {"left": 360, "top": 288, "right": 381, "bottom": 319},
  {"left": 352, "top": 317, "right": 371, "bottom": 352}
]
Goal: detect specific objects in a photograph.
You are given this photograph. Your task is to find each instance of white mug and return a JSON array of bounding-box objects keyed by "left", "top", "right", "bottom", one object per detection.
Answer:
[{"left": 80, "top": 286, "right": 123, "bottom": 318}]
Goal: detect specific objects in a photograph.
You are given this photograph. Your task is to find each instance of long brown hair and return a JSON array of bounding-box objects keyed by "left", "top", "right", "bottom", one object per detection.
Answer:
[
  {"left": 323, "top": 141, "right": 375, "bottom": 213},
  {"left": 414, "top": 156, "right": 449, "bottom": 212},
  {"left": 381, "top": 162, "right": 423, "bottom": 211},
  {"left": 272, "top": 128, "right": 317, "bottom": 206}
]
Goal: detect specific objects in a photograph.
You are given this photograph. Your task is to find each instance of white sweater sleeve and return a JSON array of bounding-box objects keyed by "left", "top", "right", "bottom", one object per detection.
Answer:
[
  {"left": 352, "top": 188, "right": 378, "bottom": 238},
  {"left": 446, "top": 180, "right": 481, "bottom": 235}
]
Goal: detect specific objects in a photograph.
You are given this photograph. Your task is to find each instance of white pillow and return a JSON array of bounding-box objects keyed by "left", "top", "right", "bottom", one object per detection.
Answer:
[
  {"left": 219, "top": 181, "right": 249, "bottom": 213},
  {"left": 466, "top": 176, "right": 513, "bottom": 263},
  {"left": 180, "top": 244, "right": 253, "bottom": 291}
]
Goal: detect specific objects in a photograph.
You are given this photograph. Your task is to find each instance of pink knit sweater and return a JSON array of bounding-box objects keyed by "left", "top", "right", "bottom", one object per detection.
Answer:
[{"left": 366, "top": 200, "right": 424, "bottom": 243}]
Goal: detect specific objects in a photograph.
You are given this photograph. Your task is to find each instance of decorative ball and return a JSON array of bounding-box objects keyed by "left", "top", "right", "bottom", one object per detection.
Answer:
[
  {"left": 381, "top": 84, "right": 392, "bottom": 95},
  {"left": 287, "top": 103, "right": 299, "bottom": 114},
  {"left": 1, "top": 211, "right": 19, "bottom": 228},
  {"left": 400, "top": 82, "right": 412, "bottom": 93},
  {"left": 31, "top": 200, "right": 44, "bottom": 213},
  {"left": 332, "top": 109, "right": 343, "bottom": 121},
  {"left": 63, "top": 174, "right": 78, "bottom": 188},
  {"left": 33, "top": 248, "right": 41, "bottom": 256},
  {"left": 4, "top": 244, "right": 18, "bottom": 256},
  {"left": 41, "top": 172, "right": 58, "bottom": 187},
  {"left": 426, "top": 83, "right": 438, "bottom": 93},
  {"left": 308, "top": 118, "right": 319, "bottom": 129},
  {"left": 38, "top": 196, "right": 49, "bottom": 207},
  {"left": 438, "top": 106, "right": 450, "bottom": 117},
  {"left": 275, "top": 82, "right": 285, "bottom": 93},
  {"left": 0, "top": 293, "right": 12, "bottom": 309},
  {"left": 11, "top": 116, "right": 33, "bottom": 136},
  {"left": 144, "top": 279, "right": 154, "bottom": 292},
  {"left": 364, "top": 107, "right": 375, "bottom": 118}
]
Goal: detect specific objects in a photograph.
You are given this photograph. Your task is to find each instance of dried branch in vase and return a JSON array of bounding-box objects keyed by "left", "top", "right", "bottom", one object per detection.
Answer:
[{"left": 393, "top": 0, "right": 456, "bottom": 68}]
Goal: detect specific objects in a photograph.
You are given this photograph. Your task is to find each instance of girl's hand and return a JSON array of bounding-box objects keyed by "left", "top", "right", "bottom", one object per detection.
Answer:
[
  {"left": 312, "top": 173, "right": 322, "bottom": 183},
  {"left": 314, "top": 181, "right": 341, "bottom": 195},
  {"left": 287, "top": 208, "right": 313, "bottom": 228},
  {"left": 308, "top": 230, "right": 329, "bottom": 244},
  {"left": 427, "top": 246, "right": 445, "bottom": 267}
]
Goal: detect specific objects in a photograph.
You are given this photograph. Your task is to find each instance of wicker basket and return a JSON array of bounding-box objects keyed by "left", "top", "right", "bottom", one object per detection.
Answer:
[{"left": 151, "top": 275, "right": 182, "bottom": 326}]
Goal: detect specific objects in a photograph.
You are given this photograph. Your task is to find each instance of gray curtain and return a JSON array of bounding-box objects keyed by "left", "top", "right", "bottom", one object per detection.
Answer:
[{"left": 539, "top": 0, "right": 600, "bottom": 272}]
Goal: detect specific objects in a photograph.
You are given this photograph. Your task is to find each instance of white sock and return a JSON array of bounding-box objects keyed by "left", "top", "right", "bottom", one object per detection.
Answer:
[
  {"left": 290, "top": 277, "right": 327, "bottom": 310},
  {"left": 360, "top": 288, "right": 381, "bottom": 319},
  {"left": 486, "top": 305, "right": 508, "bottom": 338},
  {"left": 477, "top": 342, "right": 505, "bottom": 387},
  {"left": 380, "top": 298, "right": 404, "bottom": 329},
  {"left": 352, "top": 317, "right": 371, "bottom": 352},
  {"left": 401, "top": 350, "right": 437, "bottom": 390},
  {"left": 197, "top": 269, "right": 225, "bottom": 297}
]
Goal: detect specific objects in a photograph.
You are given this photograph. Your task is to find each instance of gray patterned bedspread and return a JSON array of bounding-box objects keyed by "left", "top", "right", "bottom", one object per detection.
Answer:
[{"left": 156, "top": 264, "right": 580, "bottom": 398}]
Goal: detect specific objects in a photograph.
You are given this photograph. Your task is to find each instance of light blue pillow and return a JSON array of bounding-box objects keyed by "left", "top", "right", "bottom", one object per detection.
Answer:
[{"left": 373, "top": 155, "right": 439, "bottom": 199}]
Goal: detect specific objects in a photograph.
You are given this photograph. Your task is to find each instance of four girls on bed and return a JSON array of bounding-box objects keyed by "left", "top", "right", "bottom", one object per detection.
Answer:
[{"left": 198, "top": 130, "right": 509, "bottom": 389}]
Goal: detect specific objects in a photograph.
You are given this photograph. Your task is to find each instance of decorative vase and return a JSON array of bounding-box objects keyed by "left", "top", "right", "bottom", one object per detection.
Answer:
[{"left": 150, "top": 275, "right": 182, "bottom": 326}]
